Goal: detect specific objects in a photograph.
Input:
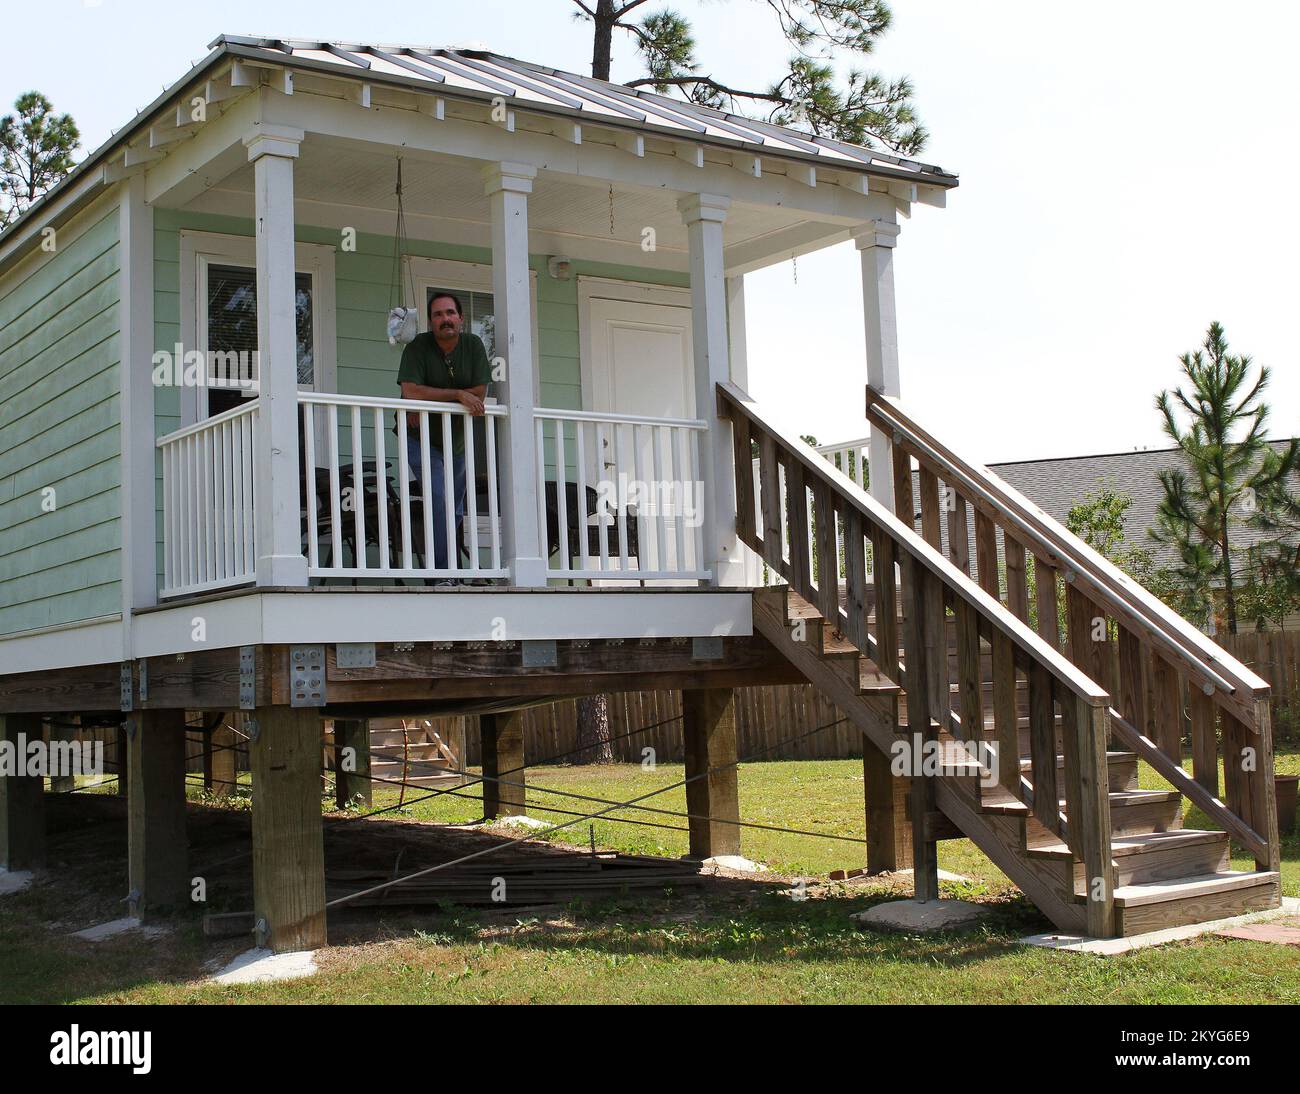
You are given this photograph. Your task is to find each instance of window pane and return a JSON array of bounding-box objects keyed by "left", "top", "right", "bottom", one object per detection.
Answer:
[{"left": 207, "top": 263, "right": 314, "bottom": 389}]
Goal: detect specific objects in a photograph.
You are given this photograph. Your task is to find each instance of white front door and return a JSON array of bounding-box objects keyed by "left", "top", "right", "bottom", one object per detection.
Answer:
[
  {"left": 587, "top": 295, "right": 694, "bottom": 421},
  {"left": 581, "top": 283, "right": 695, "bottom": 581}
]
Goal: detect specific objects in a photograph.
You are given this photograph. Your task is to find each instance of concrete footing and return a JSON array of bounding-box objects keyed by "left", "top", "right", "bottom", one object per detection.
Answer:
[{"left": 851, "top": 898, "right": 987, "bottom": 933}]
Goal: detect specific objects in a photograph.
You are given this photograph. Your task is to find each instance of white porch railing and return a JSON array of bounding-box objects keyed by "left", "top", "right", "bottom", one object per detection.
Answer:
[
  {"left": 817, "top": 435, "right": 875, "bottom": 584},
  {"left": 300, "top": 392, "right": 508, "bottom": 581},
  {"left": 157, "top": 401, "right": 259, "bottom": 597},
  {"left": 534, "top": 408, "right": 710, "bottom": 582},
  {"left": 816, "top": 436, "right": 871, "bottom": 487},
  {"left": 736, "top": 435, "right": 877, "bottom": 590}
]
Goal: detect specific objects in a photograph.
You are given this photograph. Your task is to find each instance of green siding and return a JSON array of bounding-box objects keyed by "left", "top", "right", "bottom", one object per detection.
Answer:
[
  {"left": 151, "top": 212, "right": 688, "bottom": 567},
  {"left": 0, "top": 207, "right": 121, "bottom": 635}
]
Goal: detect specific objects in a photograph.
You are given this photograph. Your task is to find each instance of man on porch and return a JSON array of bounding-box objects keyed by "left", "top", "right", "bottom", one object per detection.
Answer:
[{"left": 397, "top": 290, "right": 492, "bottom": 575}]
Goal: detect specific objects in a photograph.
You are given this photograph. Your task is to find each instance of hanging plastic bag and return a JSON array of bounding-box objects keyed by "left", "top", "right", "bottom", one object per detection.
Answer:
[{"left": 387, "top": 305, "right": 418, "bottom": 345}]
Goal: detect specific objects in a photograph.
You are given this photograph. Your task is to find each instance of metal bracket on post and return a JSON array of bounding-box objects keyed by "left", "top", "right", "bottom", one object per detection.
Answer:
[
  {"left": 290, "top": 645, "right": 326, "bottom": 707},
  {"left": 253, "top": 917, "right": 269, "bottom": 948},
  {"left": 246, "top": 718, "right": 260, "bottom": 743},
  {"left": 521, "top": 639, "right": 558, "bottom": 668},
  {"left": 119, "top": 663, "right": 134, "bottom": 712},
  {"left": 336, "top": 642, "right": 376, "bottom": 669},
  {"left": 124, "top": 716, "right": 137, "bottom": 742},
  {"left": 692, "top": 636, "right": 724, "bottom": 661},
  {"left": 138, "top": 661, "right": 149, "bottom": 705},
  {"left": 239, "top": 646, "right": 256, "bottom": 711}
]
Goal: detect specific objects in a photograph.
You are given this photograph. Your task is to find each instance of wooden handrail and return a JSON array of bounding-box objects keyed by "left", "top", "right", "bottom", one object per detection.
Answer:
[
  {"left": 864, "top": 387, "right": 1270, "bottom": 712},
  {"left": 720, "top": 382, "right": 1109, "bottom": 707},
  {"left": 860, "top": 384, "right": 1279, "bottom": 876},
  {"left": 722, "top": 380, "right": 1115, "bottom": 934}
]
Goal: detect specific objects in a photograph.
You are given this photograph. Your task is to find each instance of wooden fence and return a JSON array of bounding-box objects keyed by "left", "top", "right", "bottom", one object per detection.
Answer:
[
  {"left": 1220, "top": 629, "right": 1299, "bottom": 732},
  {"left": 461, "top": 684, "right": 855, "bottom": 767}
]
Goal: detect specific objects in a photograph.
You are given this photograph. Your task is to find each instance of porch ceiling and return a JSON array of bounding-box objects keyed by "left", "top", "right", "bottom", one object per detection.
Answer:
[{"left": 196, "top": 135, "right": 841, "bottom": 270}]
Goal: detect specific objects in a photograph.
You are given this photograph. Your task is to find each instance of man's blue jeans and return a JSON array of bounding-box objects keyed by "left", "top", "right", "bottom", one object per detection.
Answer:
[{"left": 406, "top": 436, "right": 467, "bottom": 571}]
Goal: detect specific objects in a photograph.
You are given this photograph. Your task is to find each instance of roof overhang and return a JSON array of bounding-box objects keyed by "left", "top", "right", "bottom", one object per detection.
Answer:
[{"left": 0, "top": 36, "right": 958, "bottom": 276}]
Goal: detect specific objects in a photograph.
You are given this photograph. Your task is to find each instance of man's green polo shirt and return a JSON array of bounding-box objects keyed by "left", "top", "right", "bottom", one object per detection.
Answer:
[{"left": 396, "top": 331, "right": 492, "bottom": 455}]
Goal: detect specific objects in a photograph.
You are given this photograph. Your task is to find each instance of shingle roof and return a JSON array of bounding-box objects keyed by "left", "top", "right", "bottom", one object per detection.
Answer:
[
  {"left": 987, "top": 441, "right": 1299, "bottom": 575},
  {"left": 213, "top": 35, "right": 957, "bottom": 185}
]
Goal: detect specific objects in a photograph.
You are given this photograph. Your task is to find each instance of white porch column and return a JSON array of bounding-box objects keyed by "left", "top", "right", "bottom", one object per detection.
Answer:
[
  {"left": 118, "top": 174, "right": 157, "bottom": 652},
  {"left": 484, "top": 162, "right": 547, "bottom": 587},
  {"left": 679, "top": 193, "right": 742, "bottom": 587},
  {"left": 854, "top": 218, "right": 901, "bottom": 512},
  {"left": 725, "top": 274, "right": 749, "bottom": 391},
  {"left": 244, "top": 124, "right": 308, "bottom": 587}
]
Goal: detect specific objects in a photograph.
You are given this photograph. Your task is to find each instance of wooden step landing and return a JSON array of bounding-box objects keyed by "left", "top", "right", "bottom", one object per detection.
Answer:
[{"left": 1113, "top": 871, "right": 1282, "bottom": 935}]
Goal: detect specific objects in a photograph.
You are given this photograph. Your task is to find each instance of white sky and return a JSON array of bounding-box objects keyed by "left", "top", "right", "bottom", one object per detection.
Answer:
[{"left": 5, "top": 1, "right": 1297, "bottom": 462}]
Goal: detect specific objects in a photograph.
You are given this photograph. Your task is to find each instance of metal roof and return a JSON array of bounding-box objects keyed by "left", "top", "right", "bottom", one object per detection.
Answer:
[
  {"left": 213, "top": 35, "right": 957, "bottom": 185},
  {"left": 0, "top": 33, "right": 956, "bottom": 267}
]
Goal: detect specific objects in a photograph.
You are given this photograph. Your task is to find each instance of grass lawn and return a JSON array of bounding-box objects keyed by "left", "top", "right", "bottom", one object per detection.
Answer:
[{"left": 1, "top": 751, "right": 1297, "bottom": 1005}]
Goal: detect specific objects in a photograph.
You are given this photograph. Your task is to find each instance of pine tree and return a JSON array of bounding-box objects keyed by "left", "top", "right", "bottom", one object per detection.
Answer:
[
  {"left": 1150, "top": 322, "right": 1300, "bottom": 635},
  {"left": 571, "top": 0, "right": 925, "bottom": 154},
  {"left": 0, "top": 92, "right": 80, "bottom": 228}
]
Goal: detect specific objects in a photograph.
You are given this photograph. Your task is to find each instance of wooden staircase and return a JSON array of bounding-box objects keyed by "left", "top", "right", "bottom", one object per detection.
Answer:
[{"left": 721, "top": 382, "right": 1282, "bottom": 938}]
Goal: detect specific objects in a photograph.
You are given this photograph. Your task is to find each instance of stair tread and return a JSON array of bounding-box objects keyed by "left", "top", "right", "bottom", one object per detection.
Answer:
[
  {"left": 981, "top": 786, "right": 1179, "bottom": 816},
  {"left": 1031, "top": 827, "right": 1225, "bottom": 860},
  {"left": 1113, "top": 871, "right": 1280, "bottom": 907}
]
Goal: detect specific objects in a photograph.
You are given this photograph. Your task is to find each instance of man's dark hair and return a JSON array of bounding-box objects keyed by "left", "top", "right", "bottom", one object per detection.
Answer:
[{"left": 428, "top": 290, "right": 463, "bottom": 321}]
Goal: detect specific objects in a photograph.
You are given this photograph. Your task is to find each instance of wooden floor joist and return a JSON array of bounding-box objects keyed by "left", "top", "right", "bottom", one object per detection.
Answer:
[{"left": 0, "top": 636, "right": 801, "bottom": 715}]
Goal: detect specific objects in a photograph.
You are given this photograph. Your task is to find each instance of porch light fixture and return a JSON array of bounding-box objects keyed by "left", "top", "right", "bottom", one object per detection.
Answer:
[{"left": 547, "top": 255, "right": 572, "bottom": 280}]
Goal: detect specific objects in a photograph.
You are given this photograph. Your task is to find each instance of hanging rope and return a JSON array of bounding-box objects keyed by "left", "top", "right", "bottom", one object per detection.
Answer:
[{"left": 386, "top": 157, "right": 419, "bottom": 345}]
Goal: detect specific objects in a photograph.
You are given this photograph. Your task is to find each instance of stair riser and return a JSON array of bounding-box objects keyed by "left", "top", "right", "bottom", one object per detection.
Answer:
[
  {"left": 1067, "top": 839, "right": 1230, "bottom": 892},
  {"left": 1022, "top": 797, "right": 1183, "bottom": 848},
  {"left": 1116, "top": 879, "right": 1280, "bottom": 936}
]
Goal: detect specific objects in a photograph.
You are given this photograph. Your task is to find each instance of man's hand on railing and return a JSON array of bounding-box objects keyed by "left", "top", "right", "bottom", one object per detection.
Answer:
[{"left": 456, "top": 389, "right": 486, "bottom": 417}]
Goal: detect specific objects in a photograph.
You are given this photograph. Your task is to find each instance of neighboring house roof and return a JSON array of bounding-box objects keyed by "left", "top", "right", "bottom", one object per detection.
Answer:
[
  {"left": 988, "top": 440, "right": 1299, "bottom": 575},
  {"left": 0, "top": 33, "right": 958, "bottom": 260}
]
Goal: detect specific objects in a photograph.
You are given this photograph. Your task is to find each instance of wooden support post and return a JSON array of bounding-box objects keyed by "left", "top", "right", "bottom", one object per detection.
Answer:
[
  {"left": 210, "top": 718, "right": 238, "bottom": 799},
  {"left": 114, "top": 723, "right": 128, "bottom": 795},
  {"left": 333, "top": 718, "right": 372, "bottom": 809},
  {"left": 1, "top": 714, "right": 46, "bottom": 871},
  {"left": 250, "top": 706, "right": 326, "bottom": 952},
  {"left": 201, "top": 723, "right": 215, "bottom": 792},
  {"left": 127, "top": 709, "right": 189, "bottom": 916},
  {"left": 864, "top": 706, "right": 911, "bottom": 873},
  {"left": 906, "top": 564, "right": 940, "bottom": 902},
  {"left": 682, "top": 687, "right": 741, "bottom": 859},
  {"left": 48, "top": 717, "right": 77, "bottom": 794},
  {"left": 480, "top": 711, "right": 526, "bottom": 818},
  {"left": 1070, "top": 698, "right": 1115, "bottom": 938}
]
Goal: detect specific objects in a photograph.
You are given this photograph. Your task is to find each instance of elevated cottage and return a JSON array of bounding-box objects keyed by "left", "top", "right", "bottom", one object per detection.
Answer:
[{"left": 0, "top": 36, "right": 1279, "bottom": 949}]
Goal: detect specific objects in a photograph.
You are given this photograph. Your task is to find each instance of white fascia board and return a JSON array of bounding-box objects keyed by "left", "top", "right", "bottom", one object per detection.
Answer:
[
  {"left": 0, "top": 618, "right": 125, "bottom": 676},
  {"left": 131, "top": 590, "right": 753, "bottom": 657}
]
